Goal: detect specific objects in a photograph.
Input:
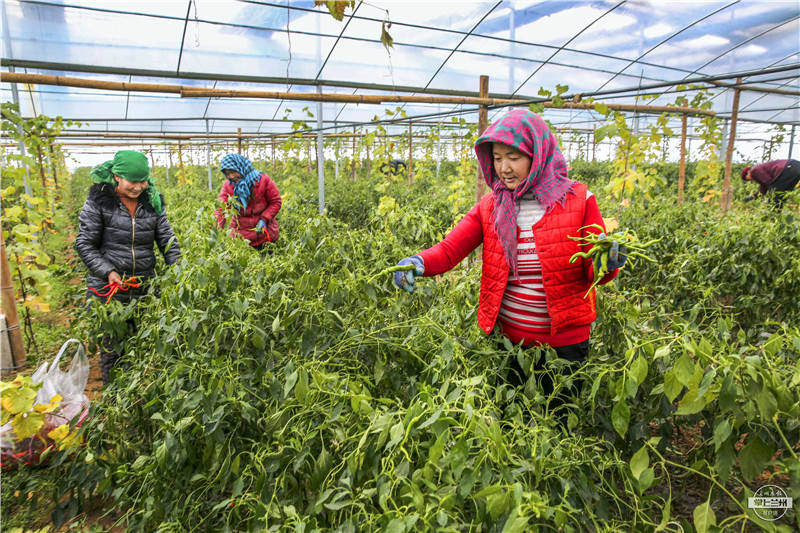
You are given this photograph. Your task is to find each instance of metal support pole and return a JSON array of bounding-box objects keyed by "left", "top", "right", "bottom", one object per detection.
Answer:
[
  {"left": 206, "top": 120, "right": 212, "bottom": 191},
  {"left": 334, "top": 121, "right": 339, "bottom": 180},
  {"left": 789, "top": 125, "right": 796, "bottom": 159},
  {"left": 407, "top": 121, "right": 413, "bottom": 184},
  {"left": 316, "top": 86, "right": 325, "bottom": 214}
]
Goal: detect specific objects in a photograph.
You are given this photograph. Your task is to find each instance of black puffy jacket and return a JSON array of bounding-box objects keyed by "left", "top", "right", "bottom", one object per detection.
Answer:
[{"left": 75, "top": 183, "right": 181, "bottom": 302}]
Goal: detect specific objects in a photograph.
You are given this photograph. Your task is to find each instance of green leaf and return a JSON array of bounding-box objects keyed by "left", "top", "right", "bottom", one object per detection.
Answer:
[
  {"left": 12, "top": 411, "right": 44, "bottom": 440},
  {"left": 417, "top": 408, "right": 442, "bottom": 431},
  {"left": 718, "top": 374, "right": 737, "bottom": 413},
  {"left": 385, "top": 518, "right": 405, "bottom": 533},
  {"left": 487, "top": 490, "right": 510, "bottom": 519},
  {"left": 284, "top": 371, "right": 298, "bottom": 398},
  {"left": 630, "top": 356, "right": 648, "bottom": 385},
  {"left": 155, "top": 442, "right": 168, "bottom": 469},
  {"left": 612, "top": 399, "right": 630, "bottom": 437},
  {"left": 675, "top": 386, "right": 710, "bottom": 415},
  {"left": 674, "top": 353, "right": 696, "bottom": 386},
  {"left": 663, "top": 370, "right": 683, "bottom": 403},
  {"left": 594, "top": 123, "right": 617, "bottom": 142},
  {"left": 738, "top": 435, "right": 774, "bottom": 482},
  {"left": 755, "top": 386, "right": 777, "bottom": 420},
  {"left": 501, "top": 507, "right": 529, "bottom": 533},
  {"left": 713, "top": 419, "right": 731, "bottom": 451},
  {"left": 381, "top": 20, "right": 394, "bottom": 51},
  {"left": 295, "top": 369, "right": 309, "bottom": 403},
  {"left": 693, "top": 501, "right": 716, "bottom": 533},
  {"left": 385, "top": 421, "right": 404, "bottom": 449},
  {"left": 630, "top": 445, "right": 649, "bottom": 480},
  {"left": 1, "top": 385, "right": 37, "bottom": 415},
  {"left": 637, "top": 467, "right": 655, "bottom": 492},
  {"left": 715, "top": 440, "right": 735, "bottom": 485}
]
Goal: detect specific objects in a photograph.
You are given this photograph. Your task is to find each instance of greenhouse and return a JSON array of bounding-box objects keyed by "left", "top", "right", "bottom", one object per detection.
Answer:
[{"left": 2, "top": 0, "right": 799, "bottom": 531}]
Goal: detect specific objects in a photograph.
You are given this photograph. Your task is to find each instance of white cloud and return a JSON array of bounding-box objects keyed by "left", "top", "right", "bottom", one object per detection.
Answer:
[
  {"left": 680, "top": 34, "right": 730, "bottom": 50},
  {"left": 643, "top": 23, "right": 673, "bottom": 39}
]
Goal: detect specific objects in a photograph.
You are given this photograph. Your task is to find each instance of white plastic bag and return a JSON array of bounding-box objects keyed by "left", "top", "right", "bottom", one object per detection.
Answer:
[{"left": 33, "top": 339, "right": 90, "bottom": 422}]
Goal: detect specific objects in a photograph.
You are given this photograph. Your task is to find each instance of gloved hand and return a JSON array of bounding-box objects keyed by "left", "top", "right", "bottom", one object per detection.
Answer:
[
  {"left": 393, "top": 255, "right": 424, "bottom": 293},
  {"left": 744, "top": 194, "right": 756, "bottom": 203},
  {"left": 255, "top": 219, "right": 267, "bottom": 233},
  {"left": 593, "top": 240, "right": 627, "bottom": 273},
  {"left": 606, "top": 241, "right": 628, "bottom": 271}
]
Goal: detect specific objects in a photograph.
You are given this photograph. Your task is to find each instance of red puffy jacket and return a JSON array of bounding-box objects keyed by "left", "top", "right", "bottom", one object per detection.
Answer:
[
  {"left": 215, "top": 173, "right": 282, "bottom": 246},
  {"left": 419, "top": 183, "right": 617, "bottom": 346}
]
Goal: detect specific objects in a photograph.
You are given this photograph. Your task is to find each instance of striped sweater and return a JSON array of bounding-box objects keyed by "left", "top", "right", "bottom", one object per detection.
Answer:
[{"left": 498, "top": 191, "right": 595, "bottom": 346}]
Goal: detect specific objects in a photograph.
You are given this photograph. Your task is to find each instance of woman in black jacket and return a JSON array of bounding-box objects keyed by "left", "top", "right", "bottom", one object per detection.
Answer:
[{"left": 75, "top": 150, "right": 181, "bottom": 383}]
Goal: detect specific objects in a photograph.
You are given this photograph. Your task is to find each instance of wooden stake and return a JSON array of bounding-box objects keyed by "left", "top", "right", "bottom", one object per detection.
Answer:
[
  {"left": 0, "top": 219, "right": 26, "bottom": 371},
  {"left": 678, "top": 107, "right": 687, "bottom": 205},
  {"left": 476, "top": 75, "right": 489, "bottom": 205},
  {"left": 721, "top": 78, "right": 742, "bottom": 212},
  {"left": 237, "top": 128, "right": 242, "bottom": 154}
]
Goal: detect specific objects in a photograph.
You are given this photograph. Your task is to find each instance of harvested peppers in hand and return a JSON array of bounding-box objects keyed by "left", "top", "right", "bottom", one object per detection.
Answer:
[{"left": 568, "top": 224, "right": 660, "bottom": 297}]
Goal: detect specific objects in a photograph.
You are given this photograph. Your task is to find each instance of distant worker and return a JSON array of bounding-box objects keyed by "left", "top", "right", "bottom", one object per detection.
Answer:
[
  {"left": 75, "top": 150, "right": 182, "bottom": 383},
  {"left": 742, "top": 159, "right": 799, "bottom": 208},
  {"left": 379, "top": 158, "right": 408, "bottom": 175},
  {"left": 215, "top": 153, "right": 282, "bottom": 250}
]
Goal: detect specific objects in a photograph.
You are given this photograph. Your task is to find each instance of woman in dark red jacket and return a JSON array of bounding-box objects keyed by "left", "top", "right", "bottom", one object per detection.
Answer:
[
  {"left": 742, "top": 159, "right": 799, "bottom": 208},
  {"left": 393, "top": 110, "right": 626, "bottom": 414},
  {"left": 215, "top": 153, "right": 282, "bottom": 250}
]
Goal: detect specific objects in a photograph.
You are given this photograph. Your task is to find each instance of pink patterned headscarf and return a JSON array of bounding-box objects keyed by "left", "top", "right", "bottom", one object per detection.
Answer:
[{"left": 474, "top": 109, "right": 575, "bottom": 278}]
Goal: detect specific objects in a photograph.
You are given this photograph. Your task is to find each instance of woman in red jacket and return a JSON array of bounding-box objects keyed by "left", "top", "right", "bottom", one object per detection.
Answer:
[
  {"left": 393, "top": 110, "right": 626, "bottom": 413},
  {"left": 215, "top": 153, "right": 282, "bottom": 250},
  {"left": 742, "top": 159, "right": 799, "bottom": 209}
]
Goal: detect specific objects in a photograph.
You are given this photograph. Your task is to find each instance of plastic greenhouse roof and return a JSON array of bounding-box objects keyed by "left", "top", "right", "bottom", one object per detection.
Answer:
[{"left": 2, "top": 0, "right": 799, "bottom": 146}]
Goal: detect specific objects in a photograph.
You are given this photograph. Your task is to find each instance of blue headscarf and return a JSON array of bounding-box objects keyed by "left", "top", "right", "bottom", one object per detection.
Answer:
[{"left": 220, "top": 153, "right": 262, "bottom": 211}]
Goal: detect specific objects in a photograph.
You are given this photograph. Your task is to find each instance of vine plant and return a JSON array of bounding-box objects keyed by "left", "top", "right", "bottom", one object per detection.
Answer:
[{"left": 1, "top": 103, "right": 76, "bottom": 348}]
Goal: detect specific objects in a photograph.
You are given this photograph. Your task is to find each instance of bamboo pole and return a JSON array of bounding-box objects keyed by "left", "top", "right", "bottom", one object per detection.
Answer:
[
  {"left": 721, "top": 78, "right": 742, "bottom": 212},
  {"left": 476, "top": 75, "right": 489, "bottom": 205},
  {"left": 706, "top": 80, "right": 800, "bottom": 97},
  {"left": 678, "top": 106, "right": 688, "bottom": 205},
  {"left": 0, "top": 219, "right": 26, "bottom": 371},
  {"left": 1, "top": 72, "right": 717, "bottom": 117},
  {"left": 237, "top": 127, "right": 242, "bottom": 154}
]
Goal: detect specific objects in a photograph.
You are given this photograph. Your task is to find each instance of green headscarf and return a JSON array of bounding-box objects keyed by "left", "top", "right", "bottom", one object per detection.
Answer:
[{"left": 90, "top": 150, "right": 162, "bottom": 214}]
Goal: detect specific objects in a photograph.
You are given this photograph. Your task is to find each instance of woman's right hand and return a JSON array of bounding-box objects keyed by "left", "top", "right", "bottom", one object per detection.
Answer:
[
  {"left": 393, "top": 256, "right": 424, "bottom": 293},
  {"left": 108, "top": 271, "right": 123, "bottom": 287}
]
